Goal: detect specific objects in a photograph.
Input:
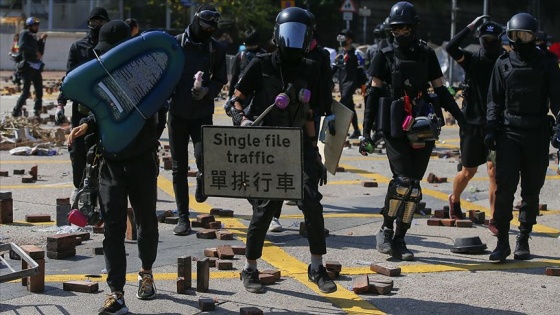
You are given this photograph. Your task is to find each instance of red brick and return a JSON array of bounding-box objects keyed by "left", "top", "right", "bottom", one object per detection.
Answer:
[
  {"left": 208, "top": 221, "right": 222, "bottom": 229},
  {"left": 427, "top": 218, "right": 442, "bottom": 226},
  {"left": 157, "top": 210, "right": 174, "bottom": 222},
  {"left": 56, "top": 198, "right": 70, "bottom": 205},
  {"left": 539, "top": 204, "right": 547, "bottom": 211},
  {"left": 188, "top": 170, "right": 198, "bottom": 177},
  {"left": 26, "top": 258, "right": 45, "bottom": 292},
  {"left": 260, "top": 269, "right": 281, "bottom": 281},
  {"left": 231, "top": 245, "right": 246, "bottom": 255},
  {"left": 325, "top": 261, "right": 342, "bottom": 273},
  {"left": 433, "top": 209, "right": 447, "bottom": 219},
  {"left": 165, "top": 216, "right": 180, "bottom": 224},
  {"left": 176, "top": 277, "right": 188, "bottom": 294},
  {"left": 362, "top": 181, "right": 378, "bottom": 188},
  {"left": 126, "top": 208, "right": 137, "bottom": 241},
  {"left": 196, "top": 229, "right": 217, "bottom": 239},
  {"left": 204, "top": 248, "right": 217, "bottom": 258},
  {"left": 197, "top": 214, "right": 215, "bottom": 228},
  {"left": 63, "top": 281, "right": 98, "bottom": 293},
  {"left": 370, "top": 263, "right": 401, "bottom": 277},
  {"left": 367, "top": 280, "right": 392, "bottom": 295},
  {"left": 436, "top": 177, "right": 447, "bottom": 183},
  {"left": 163, "top": 159, "right": 172, "bottom": 170},
  {"left": 29, "top": 165, "right": 38, "bottom": 180},
  {"left": 208, "top": 257, "right": 218, "bottom": 268},
  {"left": 240, "top": 307, "right": 264, "bottom": 315},
  {"left": 73, "top": 232, "right": 90, "bottom": 241},
  {"left": 218, "top": 209, "right": 234, "bottom": 217},
  {"left": 216, "top": 260, "right": 233, "bottom": 270},
  {"left": 209, "top": 208, "right": 222, "bottom": 216},
  {"left": 177, "top": 256, "right": 191, "bottom": 290},
  {"left": 352, "top": 275, "right": 370, "bottom": 293},
  {"left": 326, "top": 269, "right": 339, "bottom": 279},
  {"left": 191, "top": 220, "right": 203, "bottom": 228},
  {"left": 47, "top": 234, "right": 76, "bottom": 251},
  {"left": 198, "top": 298, "right": 215, "bottom": 311},
  {"left": 216, "top": 230, "right": 234, "bottom": 240},
  {"left": 196, "top": 258, "right": 209, "bottom": 292},
  {"left": 545, "top": 266, "right": 560, "bottom": 276},
  {"left": 217, "top": 245, "right": 235, "bottom": 259},
  {"left": 473, "top": 211, "right": 485, "bottom": 224},
  {"left": 427, "top": 173, "right": 436, "bottom": 183},
  {"left": 441, "top": 219, "right": 456, "bottom": 227},
  {"left": 25, "top": 214, "right": 51, "bottom": 222},
  {"left": 258, "top": 273, "right": 277, "bottom": 285},
  {"left": 47, "top": 249, "right": 76, "bottom": 259},
  {"left": 0, "top": 198, "right": 13, "bottom": 224},
  {"left": 417, "top": 202, "right": 426, "bottom": 210},
  {"left": 456, "top": 219, "right": 473, "bottom": 228},
  {"left": 21, "top": 176, "right": 35, "bottom": 183},
  {"left": 20, "top": 245, "right": 44, "bottom": 259}
]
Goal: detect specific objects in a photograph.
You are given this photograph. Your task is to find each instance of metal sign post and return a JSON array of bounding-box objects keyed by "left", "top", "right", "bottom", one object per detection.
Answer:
[
  {"left": 202, "top": 126, "right": 303, "bottom": 200},
  {"left": 358, "top": 7, "right": 371, "bottom": 44},
  {"left": 339, "top": 0, "right": 358, "bottom": 30}
]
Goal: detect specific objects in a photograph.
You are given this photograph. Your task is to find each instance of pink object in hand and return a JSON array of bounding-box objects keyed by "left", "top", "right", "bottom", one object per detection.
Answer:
[
  {"left": 402, "top": 115, "right": 413, "bottom": 131},
  {"left": 68, "top": 209, "right": 87, "bottom": 227}
]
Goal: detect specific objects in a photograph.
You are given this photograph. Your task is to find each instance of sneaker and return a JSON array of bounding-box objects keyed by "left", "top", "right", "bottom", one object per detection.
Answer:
[
  {"left": 195, "top": 172, "right": 207, "bottom": 203},
  {"left": 308, "top": 264, "right": 337, "bottom": 293},
  {"left": 391, "top": 238, "right": 414, "bottom": 261},
  {"left": 98, "top": 291, "right": 128, "bottom": 315},
  {"left": 487, "top": 219, "right": 499, "bottom": 236},
  {"left": 348, "top": 130, "right": 361, "bottom": 139},
  {"left": 268, "top": 217, "right": 283, "bottom": 232},
  {"left": 136, "top": 272, "right": 157, "bottom": 300},
  {"left": 448, "top": 194, "right": 464, "bottom": 219},
  {"left": 241, "top": 268, "right": 264, "bottom": 293},
  {"left": 376, "top": 227, "right": 394, "bottom": 254},
  {"left": 173, "top": 219, "right": 191, "bottom": 236}
]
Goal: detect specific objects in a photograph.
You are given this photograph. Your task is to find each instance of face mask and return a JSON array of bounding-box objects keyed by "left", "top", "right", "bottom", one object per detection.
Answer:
[
  {"left": 279, "top": 47, "right": 304, "bottom": 66},
  {"left": 480, "top": 37, "right": 501, "bottom": 57},
  {"left": 89, "top": 25, "right": 102, "bottom": 41},
  {"left": 512, "top": 41, "right": 537, "bottom": 60},
  {"left": 394, "top": 34, "right": 413, "bottom": 48}
]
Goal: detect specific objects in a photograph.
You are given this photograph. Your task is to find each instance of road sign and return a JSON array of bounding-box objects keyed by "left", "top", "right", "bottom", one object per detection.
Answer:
[
  {"left": 359, "top": 7, "right": 371, "bottom": 17},
  {"left": 343, "top": 12, "right": 353, "bottom": 21},
  {"left": 339, "top": 0, "right": 357, "bottom": 13},
  {"left": 202, "top": 125, "right": 303, "bottom": 200},
  {"left": 281, "top": 0, "right": 293, "bottom": 9}
]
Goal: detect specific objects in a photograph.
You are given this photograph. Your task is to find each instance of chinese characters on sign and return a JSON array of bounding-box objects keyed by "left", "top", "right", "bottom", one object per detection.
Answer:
[{"left": 202, "top": 126, "right": 303, "bottom": 200}]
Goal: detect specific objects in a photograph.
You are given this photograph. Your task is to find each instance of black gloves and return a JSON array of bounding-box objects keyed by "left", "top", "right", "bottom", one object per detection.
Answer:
[
  {"left": 484, "top": 121, "right": 497, "bottom": 150},
  {"left": 230, "top": 107, "right": 245, "bottom": 126},
  {"left": 359, "top": 136, "right": 374, "bottom": 156},
  {"left": 315, "top": 151, "right": 327, "bottom": 186}
]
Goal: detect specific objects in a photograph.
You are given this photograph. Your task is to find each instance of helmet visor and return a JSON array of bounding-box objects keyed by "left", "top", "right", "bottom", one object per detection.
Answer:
[
  {"left": 507, "top": 30, "right": 536, "bottom": 43},
  {"left": 277, "top": 22, "right": 308, "bottom": 49}
]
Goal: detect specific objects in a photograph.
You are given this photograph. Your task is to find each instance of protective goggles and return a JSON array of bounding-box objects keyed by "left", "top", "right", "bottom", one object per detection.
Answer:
[
  {"left": 336, "top": 34, "right": 347, "bottom": 42},
  {"left": 390, "top": 25, "right": 411, "bottom": 36},
  {"left": 507, "top": 30, "right": 536, "bottom": 43},
  {"left": 196, "top": 10, "right": 221, "bottom": 23},
  {"left": 88, "top": 18, "right": 107, "bottom": 27}
]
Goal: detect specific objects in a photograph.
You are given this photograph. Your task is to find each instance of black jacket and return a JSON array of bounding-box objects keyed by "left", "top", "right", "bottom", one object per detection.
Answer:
[
  {"left": 170, "top": 27, "right": 227, "bottom": 120},
  {"left": 18, "top": 29, "right": 44, "bottom": 63},
  {"left": 58, "top": 32, "right": 98, "bottom": 106}
]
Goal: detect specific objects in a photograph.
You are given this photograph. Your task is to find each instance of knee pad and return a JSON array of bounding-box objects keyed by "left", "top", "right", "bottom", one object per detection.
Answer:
[
  {"left": 402, "top": 180, "right": 422, "bottom": 224},
  {"left": 385, "top": 177, "right": 412, "bottom": 219}
]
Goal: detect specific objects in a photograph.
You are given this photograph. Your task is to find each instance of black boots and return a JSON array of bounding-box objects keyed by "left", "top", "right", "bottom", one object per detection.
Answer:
[
  {"left": 513, "top": 233, "right": 531, "bottom": 260},
  {"left": 489, "top": 234, "right": 511, "bottom": 262}
]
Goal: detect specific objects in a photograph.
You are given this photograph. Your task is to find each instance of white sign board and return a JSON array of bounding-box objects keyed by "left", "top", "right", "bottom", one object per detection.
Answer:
[
  {"left": 343, "top": 12, "right": 353, "bottom": 21},
  {"left": 202, "top": 125, "right": 303, "bottom": 200}
]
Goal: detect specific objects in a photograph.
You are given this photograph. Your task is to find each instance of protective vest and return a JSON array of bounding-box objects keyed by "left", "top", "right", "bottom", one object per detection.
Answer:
[
  {"left": 381, "top": 41, "right": 429, "bottom": 100},
  {"left": 251, "top": 54, "right": 313, "bottom": 128},
  {"left": 502, "top": 53, "right": 544, "bottom": 116}
]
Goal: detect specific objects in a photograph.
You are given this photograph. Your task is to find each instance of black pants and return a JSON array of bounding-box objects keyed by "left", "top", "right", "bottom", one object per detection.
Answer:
[
  {"left": 99, "top": 150, "right": 159, "bottom": 293},
  {"left": 246, "top": 145, "right": 326, "bottom": 259},
  {"left": 13, "top": 68, "right": 43, "bottom": 114},
  {"left": 168, "top": 114, "right": 212, "bottom": 220},
  {"left": 340, "top": 86, "right": 359, "bottom": 133},
  {"left": 383, "top": 135, "right": 434, "bottom": 235},
  {"left": 494, "top": 127, "right": 549, "bottom": 233},
  {"left": 69, "top": 105, "right": 89, "bottom": 189}
]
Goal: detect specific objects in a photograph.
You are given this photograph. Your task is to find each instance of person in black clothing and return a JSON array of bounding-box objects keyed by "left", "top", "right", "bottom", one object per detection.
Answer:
[
  {"left": 536, "top": 31, "right": 558, "bottom": 61},
  {"left": 12, "top": 17, "right": 47, "bottom": 118},
  {"left": 56, "top": 7, "right": 110, "bottom": 201},
  {"left": 169, "top": 4, "right": 227, "bottom": 236},
  {"left": 125, "top": 18, "right": 139, "bottom": 37},
  {"left": 485, "top": 13, "right": 560, "bottom": 262},
  {"left": 360, "top": 1, "right": 466, "bottom": 261},
  {"left": 445, "top": 17, "right": 504, "bottom": 232},
  {"left": 333, "top": 29, "right": 362, "bottom": 139},
  {"left": 67, "top": 20, "right": 167, "bottom": 315},
  {"left": 228, "top": 7, "right": 336, "bottom": 295},
  {"left": 225, "top": 29, "right": 266, "bottom": 114}
]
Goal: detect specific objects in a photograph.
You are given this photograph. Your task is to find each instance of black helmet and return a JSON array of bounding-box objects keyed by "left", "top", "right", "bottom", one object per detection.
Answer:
[
  {"left": 406, "top": 116, "right": 440, "bottom": 143},
  {"left": 506, "top": 13, "right": 538, "bottom": 43},
  {"left": 274, "top": 7, "right": 313, "bottom": 52},
  {"left": 389, "top": 2, "right": 419, "bottom": 26}
]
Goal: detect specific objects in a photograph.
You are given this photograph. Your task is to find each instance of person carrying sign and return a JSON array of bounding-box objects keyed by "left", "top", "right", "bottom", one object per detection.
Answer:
[{"left": 227, "top": 7, "right": 336, "bottom": 294}]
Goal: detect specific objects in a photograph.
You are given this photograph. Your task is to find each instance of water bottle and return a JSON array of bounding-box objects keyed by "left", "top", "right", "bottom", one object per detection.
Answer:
[{"left": 358, "top": 136, "right": 374, "bottom": 154}]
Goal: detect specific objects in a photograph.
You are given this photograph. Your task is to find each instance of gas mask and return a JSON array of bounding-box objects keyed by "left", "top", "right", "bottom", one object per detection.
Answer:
[
  {"left": 508, "top": 30, "right": 538, "bottom": 60},
  {"left": 391, "top": 25, "right": 414, "bottom": 48},
  {"left": 337, "top": 34, "right": 348, "bottom": 47},
  {"left": 88, "top": 18, "right": 107, "bottom": 41},
  {"left": 279, "top": 47, "right": 304, "bottom": 66},
  {"left": 191, "top": 8, "right": 220, "bottom": 42}
]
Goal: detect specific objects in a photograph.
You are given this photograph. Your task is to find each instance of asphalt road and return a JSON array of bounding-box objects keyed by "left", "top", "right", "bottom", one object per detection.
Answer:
[{"left": 1, "top": 81, "right": 559, "bottom": 315}]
